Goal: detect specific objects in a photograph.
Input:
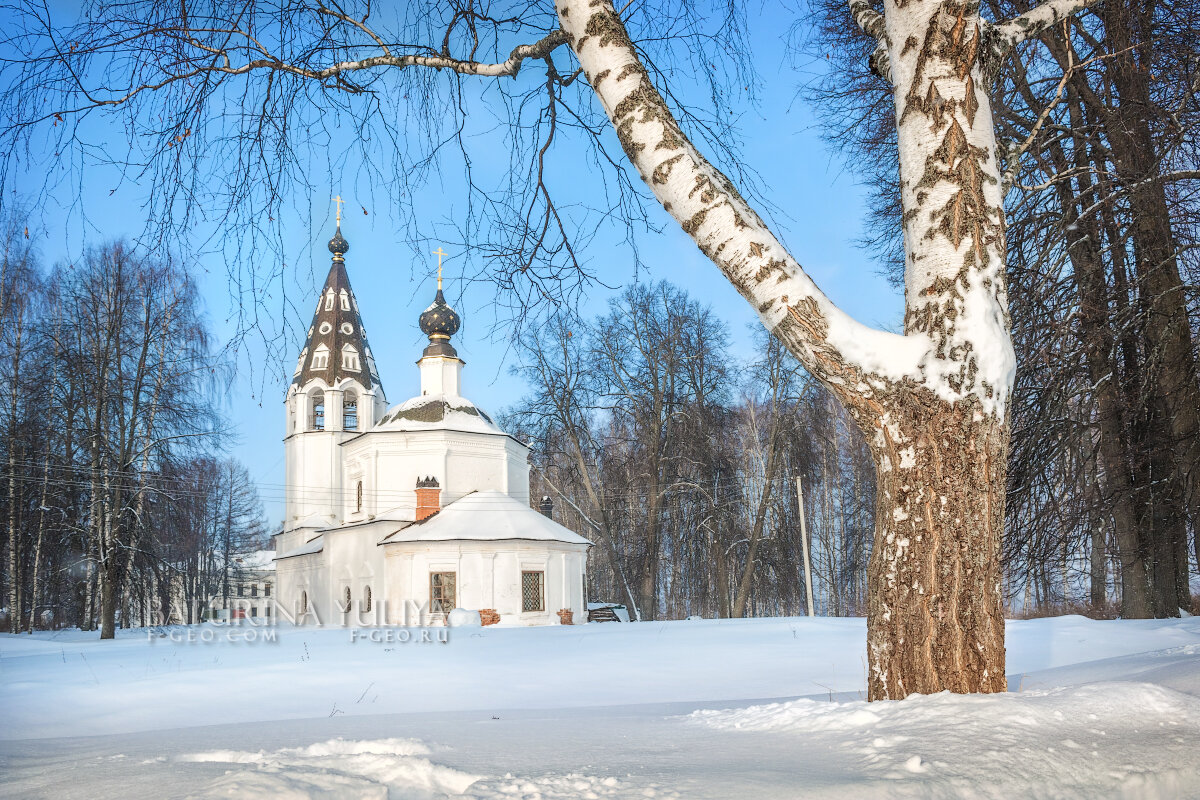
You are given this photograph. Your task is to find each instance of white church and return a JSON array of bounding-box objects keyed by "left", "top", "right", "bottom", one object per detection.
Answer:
[{"left": 272, "top": 220, "right": 590, "bottom": 626}]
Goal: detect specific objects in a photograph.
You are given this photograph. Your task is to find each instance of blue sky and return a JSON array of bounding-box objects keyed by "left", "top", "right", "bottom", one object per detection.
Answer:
[{"left": 20, "top": 5, "right": 903, "bottom": 526}]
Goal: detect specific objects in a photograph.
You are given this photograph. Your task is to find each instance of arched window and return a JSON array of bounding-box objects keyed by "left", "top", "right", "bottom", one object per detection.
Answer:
[
  {"left": 311, "top": 344, "right": 330, "bottom": 370},
  {"left": 294, "top": 349, "right": 306, "bottom": 375},
  {"left": 342, "top": 586, "right": 352, "bottom": 613},
  {"left": 362, "top": 585, "right": 372, "bottom": 613},
  {"left": 324, "top": 289, "right": 335, "bottom": 310},
  {"left": 340, "top": 289, "right": 351, "bottom": 310},
  {"left": 311, "top": 391, "right": 325, "bottom": 431},
  {"left": 342, "top": 344, "right": 360, "bottom": 372},
  {"left": 343, "top": 393, "right": 358, "bottom": 430},
  {"left": 300, "top": 591, "right": 308, "bottom": 615},
  {"left": 355, "top": 480, "right": 363, "bottom": 512}
]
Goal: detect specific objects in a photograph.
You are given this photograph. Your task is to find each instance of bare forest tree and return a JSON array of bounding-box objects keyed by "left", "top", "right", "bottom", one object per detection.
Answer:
[
  {"left": 0, "top": 0, "right": 1103, "bottom": 696},
  {"left": 0, "top": 210, "right": 40, "bottom": 633},
  {"left": 505, "top": 282, "right": 876, "bottom": 623},
  {"left": 155, "top": 456, "right": 269, "bottom": 625},
  {"left": 0, "top": 222, "right": 269, "bottom": 635}
]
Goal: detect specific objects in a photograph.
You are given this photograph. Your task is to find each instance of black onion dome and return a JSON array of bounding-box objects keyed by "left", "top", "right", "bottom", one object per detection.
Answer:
[
  {"left": 418, "top": 289, "right": 461, "bottom": 357},
  {"left": 328, "top": 227, "right": 350, "bottom": 256},
  {"left": 419, "top": 289, "right": 461, "bottom": 338}
]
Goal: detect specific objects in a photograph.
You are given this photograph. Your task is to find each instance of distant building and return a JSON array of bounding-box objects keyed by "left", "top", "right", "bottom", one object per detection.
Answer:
[
  {"left": 223, "top": 551, "right": 276, "bottom": 621},
  {"left": 150, "top": 550, "right": 276, "bottom": 625},
  {"left": 272, "top": 221, "right": 590, "bottom": 626}
]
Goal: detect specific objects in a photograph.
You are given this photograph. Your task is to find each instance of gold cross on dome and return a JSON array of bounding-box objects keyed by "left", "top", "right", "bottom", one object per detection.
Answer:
[
  {"left": 432, "top": 247, "right": 448, "bottom": 290},
  {"left": 333, "top": 194, "right": 345, "bottom": 226}
]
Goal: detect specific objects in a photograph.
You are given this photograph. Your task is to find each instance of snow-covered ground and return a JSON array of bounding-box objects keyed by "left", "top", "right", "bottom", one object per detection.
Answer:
[{"left": 2, "top": 616, "right": 1199, "bottom": 798}]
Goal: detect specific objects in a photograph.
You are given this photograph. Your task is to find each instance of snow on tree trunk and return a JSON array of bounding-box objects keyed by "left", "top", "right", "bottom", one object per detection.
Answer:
[{"left": 555, "top": 0, "right": 1100, "bottom": 698}]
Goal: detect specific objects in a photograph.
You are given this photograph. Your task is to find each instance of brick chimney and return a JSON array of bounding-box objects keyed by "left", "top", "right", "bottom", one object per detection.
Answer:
[
  {"left": 538, "top": 495, "right": 554, "bottom": 519},
  {"left": 415, "top": 476, "right": 441, "bottom": 521}
]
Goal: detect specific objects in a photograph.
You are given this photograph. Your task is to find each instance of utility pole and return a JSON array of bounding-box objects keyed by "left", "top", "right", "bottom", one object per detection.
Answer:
[{"left": 796, "top": 476, "right": 815, "bottom": 617}]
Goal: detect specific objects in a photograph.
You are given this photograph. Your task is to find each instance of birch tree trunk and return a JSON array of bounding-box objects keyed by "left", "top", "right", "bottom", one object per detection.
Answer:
[
  {"left": 30, "top": 447, "right": 52, "bottom": 630},
  {"left": 5, "top": 372, "right": 19, "bottom": 633},
  {"left": 731, "top": 408, "right": 781, "bottom": 618},
  {"left": 558, "top": 0, "right": 1092, "bottom": 698},
  {"left": 30, "top": 311, "right": 64, "bottom": 633},
  {"left": 5, "top": 298, "right": 25, "bottom": 632}
]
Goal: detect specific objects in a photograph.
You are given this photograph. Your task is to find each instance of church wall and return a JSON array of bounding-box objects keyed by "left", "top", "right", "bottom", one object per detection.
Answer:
[
  {"left": 491, "top": 551, "right": 522, "bottom": 613},
  {"left": 278, "top": 537, "right": 588, "bottom": 627},
  {"left": 382, "top": 540, "right": 588, "bottom": 626},
  {"left": 364, "top": 442, "right": 444, "bottom": 520},
  {"left": 504, "top": 440, "right": 532, "bottom": 505},
  {"left": 274, "top": 551, "right": 325, "bottom": 625},
  {"left": 285, "top": 429, "right": 345, "bottom": 526},
  {"left": 444, "top": 448, "right": 508, "bottom": 502},
  {"left": 341, "top": 429, "right": 529, "bottom": 520},
  {"left": 322, "top": 526, "right": 388, "bottom": 626}
]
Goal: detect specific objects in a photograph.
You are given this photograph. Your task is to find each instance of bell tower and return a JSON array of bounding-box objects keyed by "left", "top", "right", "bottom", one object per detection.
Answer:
[{"left": 281, "top": 208, "right": 386, "bottom": 548}]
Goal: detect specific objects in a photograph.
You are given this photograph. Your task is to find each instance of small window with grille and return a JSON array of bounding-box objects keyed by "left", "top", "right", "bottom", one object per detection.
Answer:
[
  {"left": 521, "top": 571, "right": 545, "bottom": 612},
  {"left": 430, "top": 572, "right": 456, "bottom": 614}
]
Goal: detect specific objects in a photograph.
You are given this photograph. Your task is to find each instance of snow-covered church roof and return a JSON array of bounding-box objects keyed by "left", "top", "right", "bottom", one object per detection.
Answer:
[
  {"left": 237, "top": 549, "right": 278, "bottom": 571},
  {"left": 374, "top": 393, "right": 503, "bottom": 434},
  {"left": 381, "top": 491, "right": 591, "bottom": 545}
]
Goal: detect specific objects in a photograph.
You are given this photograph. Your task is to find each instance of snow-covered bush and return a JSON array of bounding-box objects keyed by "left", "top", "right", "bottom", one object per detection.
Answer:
[{"left": 446, "top": 608, "right": 482, "bottom": 628}]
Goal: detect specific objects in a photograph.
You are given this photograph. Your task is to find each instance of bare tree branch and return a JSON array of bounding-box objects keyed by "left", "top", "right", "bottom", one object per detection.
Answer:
[
  {"left": 847, "top": 0, "right": 892, "bottom": 82},
  {"left": 988, "top": 0, "right": 1101, "bottom": 52}
]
